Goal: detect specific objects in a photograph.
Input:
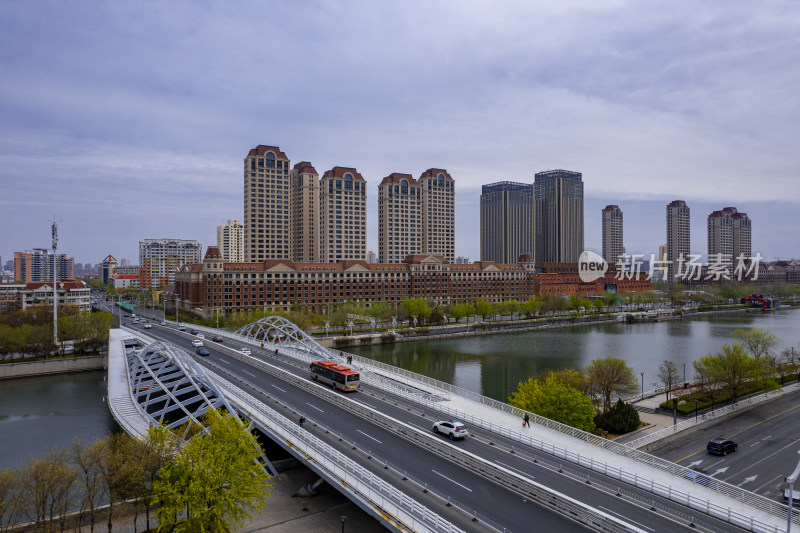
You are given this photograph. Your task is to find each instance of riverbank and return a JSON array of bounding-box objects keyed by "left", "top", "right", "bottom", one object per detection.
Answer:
[
  {"left": 317, "top": 304, "right": 757, "bottom": 348},
  {"left": 0, "top": 354, "right": 107, "bottom": 380}
]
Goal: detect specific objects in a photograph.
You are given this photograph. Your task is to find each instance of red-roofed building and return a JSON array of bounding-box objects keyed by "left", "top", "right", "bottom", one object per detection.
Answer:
[
  {"left": 114, "top": 274, "right": 140, "bottom": 289},
  {"left": 18, "top": 281, "right": 91, "bottom": 311}
]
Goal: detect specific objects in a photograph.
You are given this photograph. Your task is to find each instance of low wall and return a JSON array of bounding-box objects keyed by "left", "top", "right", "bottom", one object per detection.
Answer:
[{"left": 0, "top": 355, "right": 108, "bottom": 380}]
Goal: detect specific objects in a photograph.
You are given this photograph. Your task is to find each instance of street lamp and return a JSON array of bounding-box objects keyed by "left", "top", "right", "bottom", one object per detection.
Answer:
[
  {"left": 695, "top": 399, "right": 699, "bottom": 423},
  {"left": 786, "top": 450, "right": 800, "bottom": 533},
  {"left": 641, "top": 372, "right": 644, "bottom": 399},
  {"left": 683, "top": 363, "right": 686, "bottom": 383},
  {"left": 339, "top": 515, "right": 347, "bottom": 533}
]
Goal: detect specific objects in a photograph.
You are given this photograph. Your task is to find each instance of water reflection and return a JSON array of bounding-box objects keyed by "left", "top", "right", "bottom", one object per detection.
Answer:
[{"left": 348, "top": 309, "right": 800, "bottom": 402}]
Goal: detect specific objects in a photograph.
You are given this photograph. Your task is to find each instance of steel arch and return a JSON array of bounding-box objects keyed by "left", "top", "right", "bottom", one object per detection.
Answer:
[{"left": 234, "top": 316, "right": 334, "bottom": 360}]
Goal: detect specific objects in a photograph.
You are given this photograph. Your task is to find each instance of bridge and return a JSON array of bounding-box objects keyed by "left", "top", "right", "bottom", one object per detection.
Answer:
[{"left": 106, "top": 312, "right": 795, "bottom": 533}]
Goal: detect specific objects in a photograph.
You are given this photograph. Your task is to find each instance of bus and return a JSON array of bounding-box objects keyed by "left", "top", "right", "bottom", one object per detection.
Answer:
[{"left": 310, "top": 360, "right": 360, "bottom": 392}]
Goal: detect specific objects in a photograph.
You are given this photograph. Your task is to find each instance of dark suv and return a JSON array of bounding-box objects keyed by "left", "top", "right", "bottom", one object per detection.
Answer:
[{"left": 707, "top": 437, "right": 737, "bottom": 456}]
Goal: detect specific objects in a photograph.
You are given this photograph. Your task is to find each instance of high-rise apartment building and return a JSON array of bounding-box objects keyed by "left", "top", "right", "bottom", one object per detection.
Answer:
[
  {"left": 601, "top": 205, "right": 624, "bottom": 264},
  {"left": 290, "top": 162, "right": 320, "bottom": 263},
  {"left": 708, "top": 207, "right": 752, "bottom": 267},
  {"left": 138, "top": 239, "right": 202, "bottom": 289},
  {"left": 14, "top": 249, "right": 73, "bottom": 282},
  {"left": 216, "top": 219, "right": 244, "bottom": 263},
  {"left": 479, "top": 182, "right": 534, "bottom": 264},
  {"left": 534, "top": 169, "right": 584, "bottom": 263},
  {"left": 378, "top": 173, "right": 421, "bottom": 263},
  {"left": 320, "top": 167, "right": 367, "bottom": 263},
  {"left": 243, "top": 145, "right": 291, "bottom": 262},
  {"left": 419, "top": 169, "right": 455, "bottom": 263},
  {"left": 666, "top": 200, "right": 690, "bottom": 281},
  {"left": 366, "top": 250, "right": 377, "bottom": 264},
  {"left": 100, "top": 254, "right": 117, "bottom": 285}
]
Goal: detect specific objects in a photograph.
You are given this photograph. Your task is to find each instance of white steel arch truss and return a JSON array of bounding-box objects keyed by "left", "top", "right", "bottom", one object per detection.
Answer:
[
  {"left": 126, "top": 341, "right": 276, "bottom": 473},
  {"left": 234, "top": 315, "right": 334, "bottom": 360}
]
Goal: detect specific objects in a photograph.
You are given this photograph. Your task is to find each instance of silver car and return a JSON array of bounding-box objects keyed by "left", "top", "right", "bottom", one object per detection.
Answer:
[
  {"left": 432, "top": 421, "right": 469, "bottom": 440},
  {"left": 239, "top": 347, "right": 251, "bottom": 356}
]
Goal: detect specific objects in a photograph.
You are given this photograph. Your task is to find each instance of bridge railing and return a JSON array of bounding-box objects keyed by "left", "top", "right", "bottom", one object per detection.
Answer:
[{"left": 202, "top": 369, "right": 465, "bottom": 533}]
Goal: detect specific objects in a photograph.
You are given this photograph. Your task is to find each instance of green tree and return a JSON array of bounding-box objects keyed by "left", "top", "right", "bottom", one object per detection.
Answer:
[
  {"left": 601, "top": 291, "right": 619, "bottom": 310},
  {"left": 0, "top": 469, "right": 24, "bottom": 532},
  {"left": 474, "top": 298, "right": 494, "bottom": 320},
  {"left": 523, "top": 295, "right": 542, "bottom": 316},
  {"left": 732, "top": 328, "right": 779, "bottom": 360},
  {"left": 693, "top": 344, "right": 759, "bottom": 404},
  {"left": 584, "top": 357, "right": 639, "bottom": 412},
  {"left": 509, "top": 374, "right": 596, "bottom": 431},
  {"left": 657, "top": 360, "right": 680, "bottom": 401},
  {"left": 594, "top": 399, "right": 641, "bottom": 434},
  {"left": 18, "top": 449, "right": 78, "bottom": 531},
  {"left": 401, "top": 298, "right": 431, "bottom": 325},
  {"left": 153, "top": 409, "right": 272, "bottom": 532}
]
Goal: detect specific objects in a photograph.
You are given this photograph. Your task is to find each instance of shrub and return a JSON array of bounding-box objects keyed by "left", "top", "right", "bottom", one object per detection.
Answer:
[{"left": 594, "top": 399, "right": 641, "bottom": 434}]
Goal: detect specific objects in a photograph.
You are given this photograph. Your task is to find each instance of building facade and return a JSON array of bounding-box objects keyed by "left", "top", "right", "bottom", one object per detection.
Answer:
[
  {"left": 534, "top": 169, "right": 584, "bottom": 264},
  {"left": 418, "top": 169, "right": 455, "bottom": 263},
  {"left": 216, "top": 219, "right": 244, "bottom": 263},
  {"left": 666, "top": 200, "right": 691, "bottom": 281},
  {"left": 243, "top": 145, "right": 291, "bottom": 262},
  {"left": 100, "top": 254, "right": 117, "bottom": 285},
  {"left": 16, "top": 281, "right": 91, "bottom": 311},
  {"left": 732, "top": 211, "right": 752, "bottom": 262},
  {"left": 290, "top": 162, "right": 320, "bottom": 263},
  {"left": 175, "top": 247, "right": 651, "bottom": 315},
  {"left": 138, "top": 239, "right": 202, "bottom": 290},
  {"left": 114, "top": 274, "right": 140, "bottom": 289},
  {"left": 320, "top": 166, "right": 367, "bottom": 263},
  {"left": 378, "top": 173, "right": 422, "bottom": 263},
  {"left": 14, "top": 250, "right": 73, "bottom": 283},
  {"left": 480, "top": 182, "right": 534, "bottom": 264},
  {"left": 601, "top": 205, "right": 624, "bottom": 264}
]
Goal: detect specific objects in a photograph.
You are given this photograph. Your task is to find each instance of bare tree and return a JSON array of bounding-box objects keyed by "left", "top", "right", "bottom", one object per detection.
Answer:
[
  {"left": 18, "top": 449, "right": 78, "bottom": 531},
  {"left": 73, "top": 439, "right": 106, "bottom": 533},
  {"left": 0, "top": 469, "right": 25, "bottom": 532},
  {"left": 657, "top": 360, "right": 680, "bottom": 401}
]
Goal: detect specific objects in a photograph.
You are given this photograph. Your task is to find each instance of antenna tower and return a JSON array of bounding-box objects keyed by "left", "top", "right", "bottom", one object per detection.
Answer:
[{"left": 52, "top": 217, "right": 58, "bottom": 343}]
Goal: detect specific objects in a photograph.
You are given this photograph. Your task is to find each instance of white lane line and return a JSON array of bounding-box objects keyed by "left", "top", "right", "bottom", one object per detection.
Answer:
[
  {"left": 754, "top": 474, "right": 783, "bottom": 493},
  {"left": 431, "top": 470, "right": 473, "bottom": 492},
  {"left": 218, "top": 359, "right": 230, "bottom": 364},
  {"left": 598, "top": 506, "right": 655, "bottom": 532},
  {"left": 356, "top": 429, "right": 382, "bottom": 444},
  {"left": 271, "top": 384, "right": 287, "bottom": 392},
  {"left": 305, "top": 402, "right": 325, "bottom": 413},
  {"left": 495, "top": 460, "right": 534, "bottom": 478},
  {"left": 242, "top": 370, "right": 257, "bottom": 378}
]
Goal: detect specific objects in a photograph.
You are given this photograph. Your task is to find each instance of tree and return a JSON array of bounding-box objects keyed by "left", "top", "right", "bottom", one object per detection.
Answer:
[
  {"left": 18, "top": 449, "right": 78, "bottom": 531},
  {"left": 401, "top": 298, "right": 431, "bottom": 325},
  {"left": 153, "top": 409, "right": 272, "bottom": 532},
  {"left": 523, "top": 295, "right": 542, "bottom": 316},
  {"left": 474, "top": 298, "right": 493, "bottom": 320},
  {"left": 594, "top": 399, "right": 641, "bottom": 434},
  {"left": 694, "top": 344, "right": 759, "bottom": 404},
  {"left": 601, "top": 291, "right": 619, "bottom": 310},
  {"left": 0, "top": 469, "right": 24, "bottom": 532},
  {"left": 509, "top": 375, "right": 596, "bottom": 431},
  {"left": 73, "top": 439, "right": 106, "bottom": 533},
  {"left": 96, "top": 433, "right": 141, "bottom": 533},
  {"left": 733, "top": 328, "right": 779, "bottom": 360},
  {"left": 657, "top": 360, "right": 680, "bottom": 401},
  {"left": 584, "top": 357, "right": 639, "bottom": 412}
]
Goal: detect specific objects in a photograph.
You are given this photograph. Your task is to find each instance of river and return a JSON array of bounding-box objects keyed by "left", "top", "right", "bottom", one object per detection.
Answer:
[
  {"left": 346, "top": 308, "right": 800, "bottom": 403},
  {"left": 0, "top": 370, "right": 119, "bottom": 471}
]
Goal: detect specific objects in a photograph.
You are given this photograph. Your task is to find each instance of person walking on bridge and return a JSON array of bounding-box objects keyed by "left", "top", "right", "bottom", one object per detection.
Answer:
[
  {"left": 523, "top": 413, "right": 530, "bottom": 427},
  {"left": 299, "top": 416, "right": 306, "bottom": 428}
]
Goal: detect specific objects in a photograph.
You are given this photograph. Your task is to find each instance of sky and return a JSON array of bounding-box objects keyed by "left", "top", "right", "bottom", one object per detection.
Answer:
[{"left": 1, "top": 1, "right": 798, "bottom": 268}]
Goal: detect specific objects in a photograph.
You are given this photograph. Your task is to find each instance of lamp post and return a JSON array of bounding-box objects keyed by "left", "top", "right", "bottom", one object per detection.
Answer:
[
  {"left": 683, "top": 363, "right": 686, "bottom": 383},
  {"left": 641, "top": 372, "right": 644, "bottom": 399},
  {"left": 339, "top": 515, "right": 347, "bottom": 533},
  {"left": 175, "top": 297, "right": 180, "bottom": 326},
  {"left": 786, "top": 450, "right": 800, "bottom": 533},
  {"left": 695, "top": 399, "right": 699, "bottom": 423}
]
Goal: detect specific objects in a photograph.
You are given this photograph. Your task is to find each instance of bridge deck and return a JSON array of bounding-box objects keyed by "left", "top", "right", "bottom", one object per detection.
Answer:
[{"left": 107, "top": 328, "right": 151, "bottom": 439}]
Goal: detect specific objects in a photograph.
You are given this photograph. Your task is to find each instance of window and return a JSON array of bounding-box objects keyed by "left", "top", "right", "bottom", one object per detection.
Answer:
[
  {"left": 266, "top": 153, "right": 275, "bottom": 168},
  {"left": 345, "top": 173, "right": 353, "bottom": 190}
]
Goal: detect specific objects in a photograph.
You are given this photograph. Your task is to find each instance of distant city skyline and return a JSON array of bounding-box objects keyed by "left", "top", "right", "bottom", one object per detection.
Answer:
[{"left": 1, "top": 3, "right": 798, "bottom": 267}]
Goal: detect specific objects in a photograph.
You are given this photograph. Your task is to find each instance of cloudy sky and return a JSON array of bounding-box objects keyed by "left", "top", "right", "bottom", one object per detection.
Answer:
[{"left": 1, "top": 1, "right": 798, "bottom": 268}]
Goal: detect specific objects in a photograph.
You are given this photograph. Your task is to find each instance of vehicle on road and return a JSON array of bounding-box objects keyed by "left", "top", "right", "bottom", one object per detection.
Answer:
[
  {"left": 309, "top": 360, "right": 360, "bottom": 391},
  {"left": 196, "top": 333, "right": 204, "bottom": 339},
  {"left": 212, "top": 335, "right": 223, "bottom": 343},
  {"left": 178, "top": 324, "right": 186, "bottom": 331},
  {"left": 124, "top": 314, "right": 129, "bottom": 317},
  {"left": 143, "top": 323, "right": 152, "bottom": 329},
  {"left": 432, "top": 421, "right": 469, "bottom": 440},
  {"left": 160, "top": 320, "right": 166, "bottom": 326},
  {"left": 189, "top": 329, "right": 199, "bottom": 335},
  {"left": 707, "top": 437, "right": 737, "bottom": 456},
  {"left": 195, "top": 347, "right": 210, "bottom": 356},
  {"left": 239, "top": 347, "right": 251, "bottom": 356},
  {"left": 191, "top": 339, "right": 203, "bottom": 347}
]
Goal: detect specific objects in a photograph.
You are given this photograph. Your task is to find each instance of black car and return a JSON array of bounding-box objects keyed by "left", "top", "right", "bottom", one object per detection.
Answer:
[
  {"left": 212, "top": 335, "right": 223, "bottom": 343},
  {"left": 195, "top": 346, "right": 210, "bottom": 356},
  {"left": 707, "top": 437, "right": 737, "bottom": 456},
  {"left": 189, "top": 329, "right": 199, "bottom": 335}
]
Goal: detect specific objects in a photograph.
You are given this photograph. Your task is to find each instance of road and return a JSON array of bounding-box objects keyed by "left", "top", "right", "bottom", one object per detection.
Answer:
[{"left": 104, "top": 303, "right": 749, "bottom": 533}]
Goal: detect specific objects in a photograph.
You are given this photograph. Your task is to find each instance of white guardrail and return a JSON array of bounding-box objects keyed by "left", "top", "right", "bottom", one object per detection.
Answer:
[{"left": 154, "top": 319, "right": 796, "bottom": 531}]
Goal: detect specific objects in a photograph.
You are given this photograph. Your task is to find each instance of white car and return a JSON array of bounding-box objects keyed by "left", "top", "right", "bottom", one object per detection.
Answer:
[
  {"left": 191, "top": 339, "right": 203, "bottom": 347},
  {"left": 160, "top": 320, "right": 166, "bottom": 326},
  {"left": 178, "top": 324, "right": 186, "bottom": 331},
  {"left": 432, "top": 420, "right": 469, "bottom": 440},
  {"left": 239, "top": 347, "right": 251, "bottom": 356},
  {"left": 196, "top": 333, "right": 205, "bottom": 339},
  {"left": 143, "top": 323, "right": 152, "bottom": 329}
]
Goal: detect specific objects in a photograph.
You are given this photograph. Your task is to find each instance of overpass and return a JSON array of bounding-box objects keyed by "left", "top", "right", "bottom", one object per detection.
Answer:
[{"left": 105, "top": 311, "right": 795, "bottom": 532}]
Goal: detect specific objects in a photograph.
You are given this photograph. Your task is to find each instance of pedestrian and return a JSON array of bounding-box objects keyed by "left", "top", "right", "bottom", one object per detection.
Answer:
[
  {"left": 523, "top": 413, "right": 530, "bottom": 427},
  {"left": 260, "top": 342, "right": 264, "bottom": 350},
  {"left": 275, "top": 348, "right": 279, "bottom": 354},
  {"left": 347, "top": 355, "right": 352, "bottom": 365},
  {"left": 299, "top": 416, "right": 305, "bottom": 427}
]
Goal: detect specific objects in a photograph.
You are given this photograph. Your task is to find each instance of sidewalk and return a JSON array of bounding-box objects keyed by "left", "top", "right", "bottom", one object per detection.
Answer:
[{"left": 615, "top": 392, "right": 678, "bottom": 445}]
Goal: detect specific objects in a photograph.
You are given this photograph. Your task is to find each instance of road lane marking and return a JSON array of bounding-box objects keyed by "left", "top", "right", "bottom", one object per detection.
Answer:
[
  {"left": 722, "top": 437, "right": 800, "bottom": 482},
  {"left": 598, "top": 506, "right": 654, "bottom": 531},
  {"left": 356, "top": 429, "right": 382, "bottom": 444},
  {"left": 495, "top": 460, "right": 534, "bottom": 478},
  {"left": 242, "top": 370, "right": 257, "bottom": 378},
  {"left": 271, "top": 384, "right": 287, "bottom": 392},
  {"left": 305, "top": 402, "right": 324, "bottom": 413},
  {"left": 218, "top": 359, "right": 230, "bottom": 364},
  {"left": 754, "top": 474, "right": 782, "bottom": 493},
  {"left": 431, "top": 470, "right": 473, "bottom": 492}
]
